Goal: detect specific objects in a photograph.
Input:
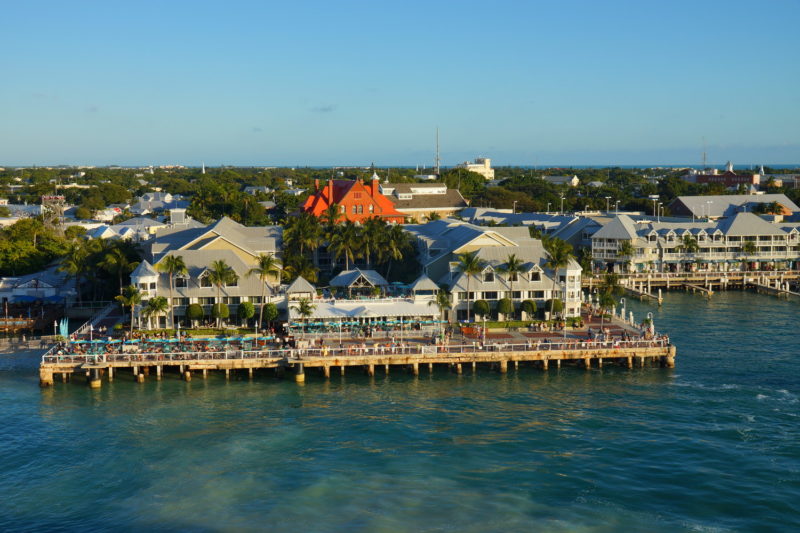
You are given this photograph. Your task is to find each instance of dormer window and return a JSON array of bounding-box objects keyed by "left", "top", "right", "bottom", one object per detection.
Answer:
[
  {"left": 200, "top": 274, "right": 212, "bottom": 287},
  {"left": 508, "top": 273, "right": 518, "bottom": 282},
  {"left": 175, "top": 277, "right": 188, "bottom": 288},
  {"left": 483, "top": 271, "right": 494, "bottom": 282}
]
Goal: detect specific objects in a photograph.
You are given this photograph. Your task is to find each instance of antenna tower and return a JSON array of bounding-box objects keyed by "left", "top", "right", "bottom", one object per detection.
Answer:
[
  {"left": 435, "top": 127, "right": 440, "bottom": 176},
  {"left": 702, "top": 137, "right": 707, "bottom": 169}
]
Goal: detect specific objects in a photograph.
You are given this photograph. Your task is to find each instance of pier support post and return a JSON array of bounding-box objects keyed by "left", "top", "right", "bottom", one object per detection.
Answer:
[
  {"left": 499, "top": 361, "right": 508, "bottom": 373},
  {"left": 556, "top": 359, "right": 561, "bottom": 370},
  {"left": 225, "top": 369, "right": 230, "bottom": 380},
  {"left": 295, "top": 363, "right": 305, "bottom": 383},
  {"left": 598, "top": 358, "right": 603, "bottom": 368},
  {"left": 133, "top": 365, "right": 139, "bottom": 376},
  {"left": 542, "top": 359, "right": 549, "bottom": 371},
  {"left": 455, "top": 363, "right": 462, "bottom": 374},
  {"left": 666, "top": 346, "right": 676, "bottom": 368},
  {"left": 89, "top": 368, "right": 101, "bottom": 389},
  {"left": 367, "top": 364, "right": 375, "bottom": 377},
  {"left": 156, "top": 365, "right": 162, "bottom": 380},
  {"left": 137, "top": 373, "right": 146, "bottom": 383},
  {"left": 584, "top": 357, "right": 591, "bottom": 369},
  {"left": 39, "top": 368, "right": 54, "bottom": 388},
  {"left": 340, "top": 365, "right": 345, "bottom": 377},
  {"left": 61, "top": 372, "right": 69, "bottom": 383},
  {"left": 107, "top": 367, "right": 113, "bottom": 382},
  {"left": 323, "top": 365, "right": 330, "bottom": 379},
  {"left": 143, "top": 366, "right": 150, "bottom": 376},
  {"left": 203, "top": 369, "right": 208, "bottom": 379},
  {"left": 412, "top": 363, "right": 419, "bottom": 376},
  {"left": 472, "top": 361, "right": 477, "bottom": 374},
  {"left": 183, "top": 370, "right": 191, "bottom": 382},
  {"left": 385, "top": 364, "right": 389, "bottom": 375},
  {"left": 514, "top": 361, "right": 519, "bottom": 371},
  {"left": 428, "top": 363, "right": 433, "bottom": 374},
  {"left": 248, "top": 368, "right": 253, "bottom": 380},
  {"left": 627, "top": 356, "right": 633, "bottom": 369}
]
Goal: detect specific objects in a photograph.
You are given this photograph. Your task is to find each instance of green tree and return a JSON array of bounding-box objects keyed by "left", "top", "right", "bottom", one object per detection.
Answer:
[
  {"left": 207, "top": 259, "right": 238, "bottom": 327},
  {"left": 544, "top": 237, "right": 574, "bottom": 319},
  {"left": 497, "top": 298, "right": 514, "bottom": 320},
  {"left": 455, "top": 250, "right": 487, "bottom": 322},
  {"left": 428, "top": 289, "right": 451, "bottom": 324},
  {"left": 741, "top": 241, "right": 758, "bottom": 270},
  {"left": 617, "top": 240, "right": 635, "bottom": 273},
  {"left": 186, "top": 303, "right": 204, "bottom": 327},
  {"left": 472, "top": 299, "right": 490, "bottom": 319},
  {"left": 521, "top": 299, "right": 537, "bottom": 319},
  {"left": 115, "top": 285, "right": 142, "bottom": 336},
  {"left": 142, "top": 296, "right": 169, "bottom": 329},
  {"left": 99, "top": 244, "right": 140, "bottom": 294},
  {"left": 58, "top": 241, "right": 91, "bottom": 303},
  {"left": 237, "top": 301, "right": 255, "bottom": 326},
  {"left": 247, "top": 253, "right": 282, "bottom": 330},
  {"left": 155, "top": 254, "right": 187, "bottom": 328},
  {"left": 497, "top": 253, "right": 525, "bottom": 317},
  {"left": 211, "top": 303, "right": 230, "bottom": 323},
  {"left": 329, "top": 220, "right": 361, "bottom": 270},
  {"left": 290, "top": 298, "right": 316, "bottom": 334},
  {"left": 262, "top": 302, "right": 279, "bottom": 327}
]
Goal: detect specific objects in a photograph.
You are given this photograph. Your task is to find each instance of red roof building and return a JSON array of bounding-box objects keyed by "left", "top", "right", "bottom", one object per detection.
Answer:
[{"left": 301, "top": 174, "right": 406, "bottom": 224}]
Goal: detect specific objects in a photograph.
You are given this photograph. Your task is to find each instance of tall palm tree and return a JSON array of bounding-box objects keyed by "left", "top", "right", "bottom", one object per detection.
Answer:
[
  {"left": 99, "top": 244, "right": 139, "bottom": 294},
  {"left": 617, "top": 240, "right": 636, "bottom": 273},
  {"left": 59, "top": 241, "right": 90, "bottom": 304},
  {"left": 142, "top": 296, "right": 169, "bottom": 330},
  {"left": 544, "top": 237, "right": 574, "bottom": 321},
  {"left": 207, "top": 260, "right": 238, "bottom": 327},
  {"left": 497, "top": 253, "right": 525, "bottom": 317},
  {"left": 677, "top": 235, "right": 699, "bottom": 272},
  {"left": 382, "top": 224, "right": 411, "bottom": 279},
  {"left": 455, "top": 251, "right": 487, "bottom": 322},
  {"left": 284, "top": 254, "right": 318, "bottom": 283},
  {"left": 247, "top": 253, "right": 282, "bottom": 330},
  {"left": 741, "top": 241, "right": 758, "bottom": 271},
  {"left": 290, "top": 298, "right": 316, "bottom": 335},
  {"left": 155, "top": 254, "right": 187, "bottom": 328},
  {"left": 329, "top": 220, "right": 361, "bottom": 270},
  {"left": 284, "top": 212, "right": 322, "bottom": 256},
  {"left": 428, "top": 289, "right": 451, "bottom": 324},
  {"left": 115, "top": 285, "right": 142, "bottom": 336},
  {"left": 361, "top": 217, "right": 386, "bottom": 267}
]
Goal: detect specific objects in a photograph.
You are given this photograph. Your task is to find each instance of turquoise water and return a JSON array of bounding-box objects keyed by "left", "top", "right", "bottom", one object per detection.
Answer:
[{"left": 1, "top": 292, "right": 798, "bottom": 532}]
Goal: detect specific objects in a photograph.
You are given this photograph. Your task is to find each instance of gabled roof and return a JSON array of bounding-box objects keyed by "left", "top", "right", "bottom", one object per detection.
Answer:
[
  {"left": 130, "top": 260, "right": 158, "bottom": 279},
  {"left": 409, "top": 274, "right": 439, "bottom": 292},
  {"left": 671, "top": 194, "right": 799, "bottom": 218},
  {"left": 329, "top": 269, "right": 388, "bottom": 288},
  {"left": 592, "top": 214, "right": 639, "bottom": 240},
  {"left": 715, "top": 212, "right": 787, "bottom": 237},
  {"left": 286, "top": 276, "right": 316, "bottom": 294}
]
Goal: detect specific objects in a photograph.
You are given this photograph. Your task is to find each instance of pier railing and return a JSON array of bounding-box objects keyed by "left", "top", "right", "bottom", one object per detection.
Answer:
[{"left": 41, "top": 339, "right": 671, "bottom": 365}]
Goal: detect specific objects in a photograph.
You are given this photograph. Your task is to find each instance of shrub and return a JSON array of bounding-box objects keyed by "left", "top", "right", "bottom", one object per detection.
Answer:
[
  {"left": 545, "top": 298, "right": 563, "bottom": 315},
  {"left": 472, "top": 300, "right": 490, "bottom": 319},
  {"left": 211, "top": 303, "right": 230, "bottom": 320},
  {"left": 237, "top": 301, "right": 255, "bottom": 323},
  {"left": 186, "top": 303, "right": 204, "bottom": 322},
  {"left": 496, "top": 298, "right": 514, "bottom": 318},
  {"left": 521, "top": 299, "right": 537, "bottom": 318}
]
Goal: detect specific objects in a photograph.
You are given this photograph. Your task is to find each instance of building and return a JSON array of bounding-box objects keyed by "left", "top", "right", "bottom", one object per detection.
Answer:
[
  {"left": 591, "top": 212, "right": 800, "bottom": 273},
  {"left": 130, "top": 192, "right": 189, "bottom": 216},
  {"left": 379, "top": 182, "right": 467, "bottom": 222},
  {"left": 668, "top": 194, "right": 798, "bottom": 219},
  {"left": 131, "top": 217, "right": 283, "bottom": 327},
  {"left": 456, "top": 158, "right": 494, "bottom": 180},
  {"left": 684, "top": 161, "right": 760, "bottom": 188},
  {"left": 0, "top": 266, "right": 77, "bottom": 304},
  {"left": 541, "top": 175, "right": 580, "bottom": 187},
  {"left": 300, "top": 174, "right": 406, "bottom": 224},
  {"left": 405, "top": 219, "right": 582, "bottom": 319}
]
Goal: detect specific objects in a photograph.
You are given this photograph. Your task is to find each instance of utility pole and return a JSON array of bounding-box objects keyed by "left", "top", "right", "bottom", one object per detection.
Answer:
[{"left": 435, "top": 127, "right": 440, "bottom": 176}]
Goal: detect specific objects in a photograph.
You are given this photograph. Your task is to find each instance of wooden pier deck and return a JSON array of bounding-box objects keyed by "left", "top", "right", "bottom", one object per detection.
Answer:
[{"left": 39, "top": 340, "right": 676, "bottom": 387}]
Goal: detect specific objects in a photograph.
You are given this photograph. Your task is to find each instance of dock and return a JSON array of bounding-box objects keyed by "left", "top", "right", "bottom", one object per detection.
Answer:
[{"left": 39, "top": 340, "right": 676, "bottom": 387}]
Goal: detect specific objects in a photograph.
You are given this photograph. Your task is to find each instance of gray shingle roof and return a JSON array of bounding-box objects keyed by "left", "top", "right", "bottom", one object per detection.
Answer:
[
  {"left": 329, "top": 269, "right": 388, "bottom": 288},
  {"left": 671, "top": 194, "right": 799, "bottom": 218},
  {"left": 409, "top": 274, "right": 439, "bottom": 292},
  {"left": 286, "top": 276, "right": 316, "bottom": 294}
]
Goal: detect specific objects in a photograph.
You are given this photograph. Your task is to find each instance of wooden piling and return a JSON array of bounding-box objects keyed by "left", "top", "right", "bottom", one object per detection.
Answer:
[
  {"left": 323, "top": 365, "right": 330, "bottom": 378},
  {"left": 499, "top": 360, "right": 508, "bottom": 373}
]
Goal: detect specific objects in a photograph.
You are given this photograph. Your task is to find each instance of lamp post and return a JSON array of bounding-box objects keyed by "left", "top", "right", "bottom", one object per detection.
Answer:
[
  {"left": 651, "top": 198, "right": 658, "bottom": 217},
  {"left": 546, "top": 202, "right": 551, "bottom": 214},
  {"left": 560, "top": 196, "right": 565, "bottom": 215},
  {"left": 89, "top": 323, "right": 93, "bottom": 342},
  {"left": 619, "top": 297, "right": 626, "bottom": 321},
  {"left": 605, "top": 196, "right": 611, "bottom": 213},
  {"left": 53, "top": 320, "right": 57, "bottom": 338},
  {"left": 512, "top": 200, "right": 517, "bottom": 214},
  {"left": 614, "top": 200, "right": 620, "bottom": 214},
  {"left": 657, "top": 202, "right": 662, "bottom": 223},
  {"left": 706, "top": 201, "right": 713, "bottom": 220}
]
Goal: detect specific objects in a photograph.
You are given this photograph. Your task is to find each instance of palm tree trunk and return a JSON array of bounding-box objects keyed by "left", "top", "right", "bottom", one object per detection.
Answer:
[
  {"left": 130, "top": 304, "right": 135, "bottom": 336},
  {"left": 466, "top": 277, "right": 471, "bottom": 323},
  {"left": 258, "top": 278, "right": 266, "bottom": 331},
  {"left": 168, "top": 276, "right": 175, "bottom": 329}
]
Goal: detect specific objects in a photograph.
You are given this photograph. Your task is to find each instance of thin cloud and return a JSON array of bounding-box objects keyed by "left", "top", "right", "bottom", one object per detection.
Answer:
[
  {"left": 252, "top": 127, "right": 263, "bottom": 133},
  {"left": 86, "top": 105, "right": 99, "bottom": 113}
]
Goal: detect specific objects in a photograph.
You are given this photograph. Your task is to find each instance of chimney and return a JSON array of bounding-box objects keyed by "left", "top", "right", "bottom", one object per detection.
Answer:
[
  {"left": 314, "top": 179, "right": 319, "bottom": 191},
  {"left": 372, "top": 173, "right": 379, "bottom": 196},
  {"left": 327, "top": 179, "right": 334, "bottom": 203}
]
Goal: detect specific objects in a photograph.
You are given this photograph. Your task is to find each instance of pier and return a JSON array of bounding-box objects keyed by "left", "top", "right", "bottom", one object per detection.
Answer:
[{"left": 38, "top": 340, "right": 676, "bottom": 387}]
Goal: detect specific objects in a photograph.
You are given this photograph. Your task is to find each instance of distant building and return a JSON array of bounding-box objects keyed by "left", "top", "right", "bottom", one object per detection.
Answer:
[
  {"left": 684, "top": 161, "right": 760, "bottom": 188},
  {"left": 456, "top": 158, "right": 495, "bottom": 180},
  {"left": 379, "top": 182, "right": 467, "bottom": 221},
  {"left": 541, "top": 175, "right": 580, "bottom": 187},
  {"left": 300, "top": 174, "right": 406, "bottom": 224},
  {"left": 668, "top": 194, "right": 798, "bottom": 219}
]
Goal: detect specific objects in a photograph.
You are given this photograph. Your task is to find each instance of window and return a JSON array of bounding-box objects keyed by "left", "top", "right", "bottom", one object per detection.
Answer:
[
  {"left": 508, "top": 273, "right": 518, "bottom": 282},
  {"left": 340, "top": 205, "right": 345, "bottom": 213},
  {"left": 483, "top": 291, "right": 498, "bottom": 300},
  {"left": 172, "top": 297, "right": 189, "bottom": 307},
  {"left": 530, "top": 272, "right": 541, "bottom": 281},
  {"left": 199, "top": 297, "right": 215, "bottom": 306},
  {"left": 138, "top": 283, "right": 148, "bottom": 291},
  {"left": 353, "top": 192, "right": 362, "bottom": 199},
  {"left": 175, "top": 277, "right": 188, "bottom": 288},
  {"left": 357, "top": 205, "right": 363, "bottom": 214},
  {"left": 528, "top": 290, "right": 545, "bottom": 299},
  {"left": 149, "top": 282, "right": 157, "bottom": 290},
  {"left": 352, "top": 205, "right": 357, "bottom": 214},
  {"left": 222, "top": 296, "right": 240, "bottom": 304},
  {"left": 458, "top": 292, "right": 467, "bottom": 300},
  {"left": 483, "top": 271, "right": 494, "bottom": 282},
  {"left": 369, "top": 204, "right": 374, "bottom": 213},
  {"left": 225, "top": 278, "right": 238, "bottom": 287},
  {"left": 200, "top": 275, "right": 212, "bottom": 288}
]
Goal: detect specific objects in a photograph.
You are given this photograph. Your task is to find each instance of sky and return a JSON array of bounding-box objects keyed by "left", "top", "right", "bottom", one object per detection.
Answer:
[{"left": 1, "top": 0, "right": 799, "bottom": 167}]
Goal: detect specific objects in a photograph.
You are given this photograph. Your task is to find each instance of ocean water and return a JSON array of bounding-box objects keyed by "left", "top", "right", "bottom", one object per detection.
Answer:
[{"left": 0, "top": 292, "right": 798, "bottom": 532}]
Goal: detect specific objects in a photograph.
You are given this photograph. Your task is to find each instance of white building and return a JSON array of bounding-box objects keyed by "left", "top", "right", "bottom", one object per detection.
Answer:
[{"left": 456, "top": 158, "right": 495, "bottom": 180}]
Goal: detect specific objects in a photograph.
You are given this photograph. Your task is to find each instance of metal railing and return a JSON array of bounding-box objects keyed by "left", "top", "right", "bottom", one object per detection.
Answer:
[{"left": 41, "top": 339, "right": 671, "bottom": 365}]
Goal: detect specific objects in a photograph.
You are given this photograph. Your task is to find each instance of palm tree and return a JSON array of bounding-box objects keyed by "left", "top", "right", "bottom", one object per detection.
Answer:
[
  {"left": 741, "top": 241, "right": 758, "bottom": 271},
  {"left": 329, "top": 220, "right": 361, "bottom": 270},
  {"left": 207, "top": 260, "right": 238, "bottom": 327},
  {"left": 321, "top": 202, "right": 342, "bottom": 230},
  {"left": 678, "top": 235, "right": 699, "bottom": 272},
  {"left": 455, "top": 251, "right": 487, "bottom": 322},
  {"left": 59, "top": 241, "right": 91, "bottom": 304},
  {"left": 497, "top": 253, "right": 525, "bottom": 317},
  {"left": 284, "top": 212, "right": 322, "bottom": 257},
  {"left": 544, "top": 237, "right": 574, "bottom": 321},
  {"left": 382, "top": 224, "right": 411, "bottom": 279},
  {"left": 247, "top": 253, "right": 282, "bottom": 331},
  {"left": 284, "top": 254, "right": 319, "bottom": 283},
  {"left": 115, "top": 285, "right": 142, "bottom": 336},
  {"left": 290, "top": 298, "right": 316, "bottom": 335},
  {"left": 361, "top": 217, "right": 386, "bottom": 267},
  {"left": 142, "top": 296, "right": 169, "bottom": 330},
  {"left": 155, "top": 254, "right": 187, "bottom": 328},
  {"left": 428, "top": 289, "right": 452, "bottom": 324},
  {"left": 616, "top": 240, "right": 635, "bottom": 273}
]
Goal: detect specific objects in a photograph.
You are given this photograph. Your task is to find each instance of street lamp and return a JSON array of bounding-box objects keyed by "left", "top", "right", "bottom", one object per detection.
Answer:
[
  {"left": 619, "top": 297, "right": 626, "bottom": 321},
  {"left": 512, "top": 200, "right": 517, "bottom": 214},
  {"left": 614, "top": 200, "right": 620, "bottom": 214},
  {"left": 53, "top": 320, "right": 57, "bottom": 337},
  {"left": 560, "top": 196, "right": 565, "bottom": 215},
  {"left": 605, "top": 196, "right": 611, "bottom": 213},
  {"left": 706, "top": 201, "right": 713, "bottom": 220},
  {"left": 657, "top": 202, "right": 662, "bottom": 223},
  {"left": 546, "top": 202, "right": 551, "bottom": 214}
]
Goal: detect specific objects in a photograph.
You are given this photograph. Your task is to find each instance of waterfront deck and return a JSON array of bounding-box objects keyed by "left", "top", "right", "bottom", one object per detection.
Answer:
[{"left": 39, "top": 339, "right": 676, "bottom": 387}]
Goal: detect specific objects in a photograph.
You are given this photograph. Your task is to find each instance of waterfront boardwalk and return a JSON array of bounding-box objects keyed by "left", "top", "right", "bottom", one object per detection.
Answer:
[{"left": 39, "top": 338, "right": 675, "bottom": 387}]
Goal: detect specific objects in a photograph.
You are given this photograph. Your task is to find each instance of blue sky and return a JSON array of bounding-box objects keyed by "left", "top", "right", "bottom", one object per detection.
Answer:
[{"left": 1, "top": 0, "right": 798, "bottom": 167}]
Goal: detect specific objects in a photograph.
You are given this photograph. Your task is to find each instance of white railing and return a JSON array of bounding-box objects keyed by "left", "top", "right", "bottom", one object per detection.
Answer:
[{"left": 41, "top": 339, "right": 671, "bottom": 365}]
